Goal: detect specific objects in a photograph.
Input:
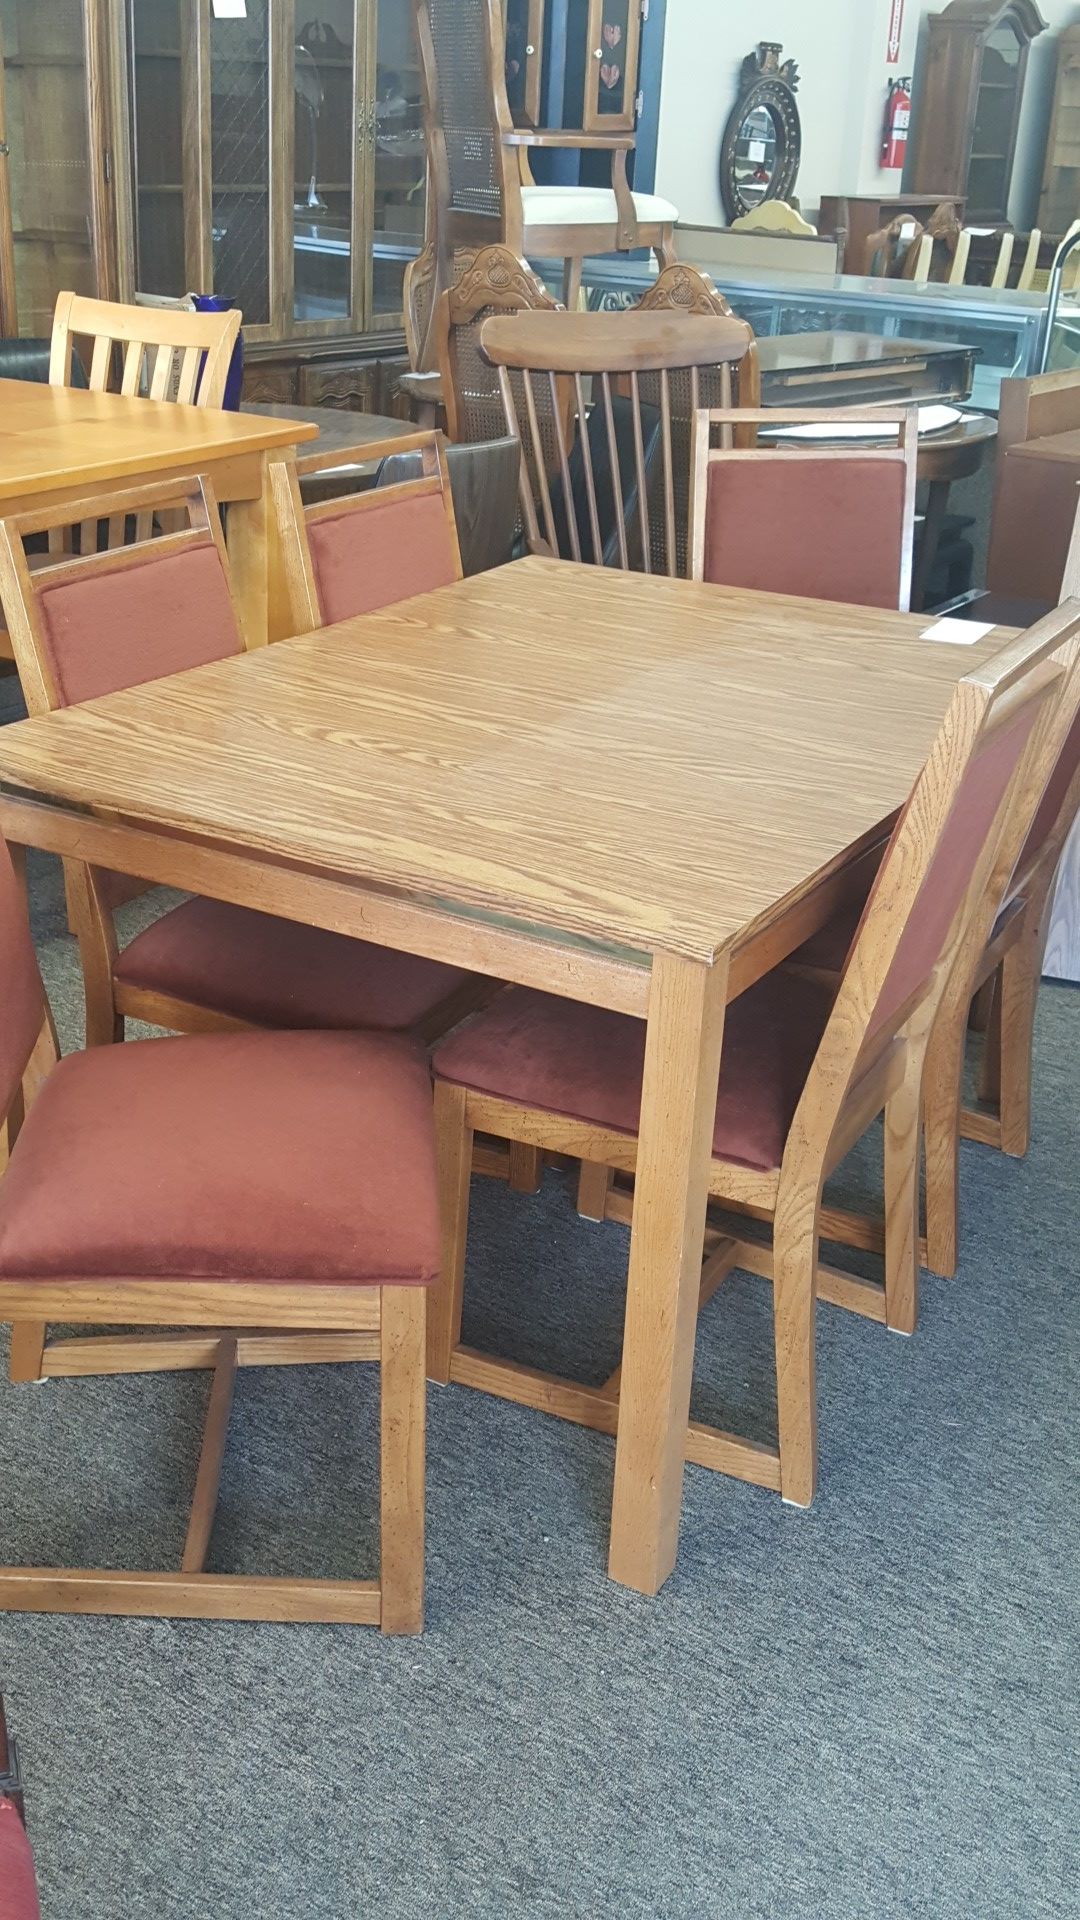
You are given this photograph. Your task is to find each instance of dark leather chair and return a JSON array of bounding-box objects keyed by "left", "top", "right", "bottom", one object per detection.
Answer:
[
  {"left": 0, "top": 338, "right": 87, "bottom": 387},
  {"left": 376, "top": 435, "right": 521, "bottom": 577}
]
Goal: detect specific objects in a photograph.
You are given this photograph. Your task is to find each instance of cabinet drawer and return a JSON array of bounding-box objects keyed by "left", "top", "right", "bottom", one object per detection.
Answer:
[
  {"left": 242, "top": 364, "right": 297, "bottom": 405},
  {"left": 299, "top": 361, "right": 381, "bottom": 412}
]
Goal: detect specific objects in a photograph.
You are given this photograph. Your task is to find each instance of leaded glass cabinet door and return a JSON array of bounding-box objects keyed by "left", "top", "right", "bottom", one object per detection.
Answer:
[
  {"left": 0, "top": 0, "right": 112, "bottom": 335},
  {"left": 362, "top": 0, "right": 425, "bottom": 330},
  {"left": 293, "top": 3, "right": 360, "bottom": 332},
  {"left": 124, "top": 0, "right": 192, "bottom": 299}
]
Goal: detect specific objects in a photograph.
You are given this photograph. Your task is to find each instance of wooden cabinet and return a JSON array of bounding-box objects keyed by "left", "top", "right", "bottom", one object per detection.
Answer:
[
  {"left": 0, "top": 0, "right": 421, "bottom": 402},
  {"left": 907, "top": 0, "right": 1047, "bottom": 222},
  {"left": 1038, "top": 25, "right": 1080, "bottom": 238}
]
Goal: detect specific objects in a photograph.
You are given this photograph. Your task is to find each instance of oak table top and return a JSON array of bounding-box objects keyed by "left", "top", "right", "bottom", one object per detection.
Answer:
[
  {"left": 0, "top": 379, "right": 316, "bottom": 499},
  {"left": 0, "top": 557, "right": 1013, "bottom": 968}
]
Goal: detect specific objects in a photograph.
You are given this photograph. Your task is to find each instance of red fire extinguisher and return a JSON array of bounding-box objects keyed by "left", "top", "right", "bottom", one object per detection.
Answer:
[{"left": 882, "top": 76, "right": 912, "bottom": 170}]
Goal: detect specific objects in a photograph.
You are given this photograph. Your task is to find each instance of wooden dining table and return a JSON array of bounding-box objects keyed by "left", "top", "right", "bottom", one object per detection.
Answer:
[
  {"left": 0, "top": 379, "right": 317, "bottom": 650},
  {"left": 0, "top": 557, "right": 1013, "bottom": 1594}
]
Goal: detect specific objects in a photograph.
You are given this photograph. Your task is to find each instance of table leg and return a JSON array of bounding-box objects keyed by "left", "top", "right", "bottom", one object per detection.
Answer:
[
  {"left": 226, "top": 451, "right": 271, "bottom": 648},
  {"left": 913, "top": 476, "right": 950, "bottom": 613},
  {"left": 608, "top": 950, "right": 729, "bottom": 1594}
]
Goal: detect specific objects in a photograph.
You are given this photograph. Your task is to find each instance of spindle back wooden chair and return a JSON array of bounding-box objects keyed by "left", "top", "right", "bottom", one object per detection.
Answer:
[
  {"left": 429, "top": 615, "right": 1073, "bottom": 1509},
  {"left": 480, "top": 307, "right": 756, "bottom": 574},
  {"left": 689, "top": 406, "right": 919, "bottom": 611},
  {"left": 412, "top": 0, "right": 676, "bottom": 364},
  {"left": 435, "top": 244, "right": 562, "bottom": 445},
  {"left": 271, "top": 430, "right": 462, "bottom": 636},
  {"left": 0, "top": 837, "right": 434, "bottom": 1631}
]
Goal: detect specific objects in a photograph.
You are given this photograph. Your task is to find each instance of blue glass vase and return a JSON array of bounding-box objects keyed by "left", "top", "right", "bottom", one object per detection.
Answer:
[{"left": 190, "top": 293, "right": 244, "bottom": 410}]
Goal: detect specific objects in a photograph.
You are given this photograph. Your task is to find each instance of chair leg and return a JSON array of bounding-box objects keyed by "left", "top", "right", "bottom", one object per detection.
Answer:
[
  {"left": 998, "top": 927, "right": 1041, "bottom": 1157},
  {"left": 771, "top": 1189, "right": 818, "bottom": 1507},
  {"left": 429, "top": 1080, "right": 472, "bottom": 1383},
  {"left": 576, "top": 1160, "right": 612, "bottom": 1221},
  {"left": 8, "top": 1323, "right": 45, "bottom": 1384},
  {"left": 508, "top": 1143, "right": 542, "bottom": 1194},
  {"left": 922, "top": 990, "right": 968, "bottom": 1281},
  {"left": 563, "top": 256, "right": 583, "bottom": 310},
  {"left": 883, "top": 1064, "right": 922, "bottom": 1332},
  {"left": 379, "top": 1285, "right": 427, "bottom": 1636}
]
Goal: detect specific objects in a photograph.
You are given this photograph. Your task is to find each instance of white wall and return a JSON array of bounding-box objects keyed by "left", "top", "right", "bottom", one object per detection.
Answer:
[{"left": 655, "top": 0, "right": 1076, "bottom": 231}]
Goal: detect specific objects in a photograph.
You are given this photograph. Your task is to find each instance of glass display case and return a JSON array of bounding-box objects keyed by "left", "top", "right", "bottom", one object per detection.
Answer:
[{"left": 582, "top": 256, "right": 1051, "bottom": 412}]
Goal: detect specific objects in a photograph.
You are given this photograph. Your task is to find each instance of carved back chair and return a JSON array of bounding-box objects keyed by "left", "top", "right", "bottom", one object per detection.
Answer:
[
  {"left": 689, "top": 406, "right": 919, "bottom": 611},
  {"left": 480, "top": 308, "right": 757, "bottom": 575},
  {"left": 633, "top": 264, "right": 761, "bottom": 573},
  {"left": 864, "top": 214, "right": 926, "bottom": 278},
  {"left": 412, "top": 0, "right": 676, "bottom": 365},
  {"left": 434, "top": 244, "right": 562, "bottom": 445},
  {"left": 428, "top": 617, "right": 1073, "bottom": 1509},
  {"left": 0, "top": 835, "right": 436, "bottom": 1631},
  {"left": 271, "top": 429, "right": 462, "bottom": 634}
]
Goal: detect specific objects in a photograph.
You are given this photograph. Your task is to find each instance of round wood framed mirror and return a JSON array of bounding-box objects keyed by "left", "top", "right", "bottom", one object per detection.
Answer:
[{"left": 719, "top": 43, "right": 802, "bottom": 222}]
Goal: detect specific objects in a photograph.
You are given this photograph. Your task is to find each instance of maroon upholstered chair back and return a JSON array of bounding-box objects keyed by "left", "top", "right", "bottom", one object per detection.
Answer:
[
  {"left": 0, "top": 1798, "right": 39, "bottom": 1920},
  {"left": 863, "top": 702, "right": 1045, "bottom": 1044},
  {"left": 306, "top": 488, "right": 460, "bottom": 627},
  {"left": 701, "top": 457, "right": 909, "bottom": 610},
  {"left": 1016, "top": 703, "right": 1080, "bottom": 880},
  {"left": 0, "top": 841, "right": 46, "bottom": 1128},
  {"left": 34, "top": 535, "right": 243, "bottom": 707}
]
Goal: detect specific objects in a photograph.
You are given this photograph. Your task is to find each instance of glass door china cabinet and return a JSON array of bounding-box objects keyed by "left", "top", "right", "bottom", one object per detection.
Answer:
[{"left": 0, "top": 0, "right": 423, "bottom": 409}]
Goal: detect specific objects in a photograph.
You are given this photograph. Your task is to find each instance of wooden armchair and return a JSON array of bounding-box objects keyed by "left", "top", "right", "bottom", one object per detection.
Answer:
[
  {"left": 479, "top": 307, "right": 756, "bottom": 574},
  {"left": 0, "top": 838, "right": 435, "bottom": 1631},
  {"left": 412, "top": 0, "right": 677, "bottom": 368},
  {"left": 428, "top": 614, "right": 1077, "bottom": 1510}
]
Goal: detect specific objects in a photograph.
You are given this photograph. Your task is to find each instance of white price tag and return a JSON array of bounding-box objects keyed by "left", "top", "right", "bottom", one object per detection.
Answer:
[
  {"left": 212, "top": 0, "right": 247, "bottom": 17},
  {"left": 921, "top": 617, "right": 996, "bottom": 644},
  {"left": 747, "top": 140, "right": 767, "bottom": 163}
]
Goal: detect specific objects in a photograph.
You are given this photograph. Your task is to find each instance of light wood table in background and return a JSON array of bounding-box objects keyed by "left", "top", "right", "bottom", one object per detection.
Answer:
[
  {"left": 0, "top": 559, "right": 1015, "bottom": 1594},
  {"left": 0, "top": 380, "right": 317, "bottom": 650}
]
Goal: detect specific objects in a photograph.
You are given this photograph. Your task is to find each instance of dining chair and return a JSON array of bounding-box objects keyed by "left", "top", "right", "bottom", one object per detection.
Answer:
[
  {"left": 1015, "top": 227, "right": 1043, "bottom": 293},
  {"left": 689, "top": 406, "right": 919, "bottom": 611},
  {"left": 0, "top": 475, "right": 484, "bottom": 1048},
  {"left": 377, "top": 436, "right": 522, "bottom": 577},
  {"left": 434, "top": 244, "right": 562, "bottom": 447},
  {"left": 427, "top": 615, "right": 1074, "bottom": 1508},
  {"left": 272, "top": 430, "right": 462, "bottom": 634},
  {"left": 864, "top": 214, "right": 926, "bottom": 278},
  {"left": 480, "top": 308, "right": 757, "bottom": 574},
  {"left": 0, "top": 838, "right": 435, "bottom": 1632},
  {"left": 411, "top": 0, "right": 677, "bottom": 367},
  {"left": 49, "top": 292, "right": 240, "bottom": 410},
  {"left": 0, "top": 1696, "right": 38, "bottom": 1920}
]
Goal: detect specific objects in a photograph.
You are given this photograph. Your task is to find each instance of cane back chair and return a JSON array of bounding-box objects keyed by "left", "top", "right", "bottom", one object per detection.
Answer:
[
  {"left": 412, "top": 0, "right": 677, "bottom": 367},
  {"left": 428, "top": 612, "right": 1078, "bottom": 1511}
]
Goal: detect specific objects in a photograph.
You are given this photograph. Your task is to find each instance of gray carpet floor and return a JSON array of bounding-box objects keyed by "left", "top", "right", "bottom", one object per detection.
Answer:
[{"left": 0, "top": 810, "right": 1077, "bottom": 1916}]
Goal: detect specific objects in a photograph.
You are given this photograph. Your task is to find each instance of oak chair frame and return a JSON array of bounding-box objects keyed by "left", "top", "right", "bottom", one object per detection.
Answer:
[
  {"left": 270, "top": 430, "right": 463, "bottom": 640},
  {"left": 480, "top": 308, "right": 757, "bottom": 575},
  {"left": 412, "top": 0, "right": 676, "bottom": 368},
  {"left": 0, "top": 984, "right": 428, "bottom": 1631},
  {"left": 689, "top": 406, "right": 920, "bottom": 614},
  {"left": 50, "top": 292, "right": 241, "bottom": 411},
  {"left": 429, "top": 618, "right": 1073, "bottom": 1508}
]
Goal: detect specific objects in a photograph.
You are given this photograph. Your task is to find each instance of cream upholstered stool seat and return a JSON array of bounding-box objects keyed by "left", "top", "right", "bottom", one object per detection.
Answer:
[{"left": 520, "top": 185, "right": 679, "bottom": 231}]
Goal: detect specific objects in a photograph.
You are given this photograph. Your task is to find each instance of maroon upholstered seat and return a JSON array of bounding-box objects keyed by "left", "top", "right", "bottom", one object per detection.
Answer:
[
  {"left": 0, "top": 1800, "right": 40, "bottom": 1920},
  {"left": 307, "top": 490, "right": 458, "bottom": 626},
  {"left": 434, "top": 970, "right": 836, "bottom": 1173},
  {"left": 113, "top": 896, "right": 475, "bottom": 1033},
  {"left": 0, "top": 1029, "right": 439, "bottom": 1284},
  {"left": 702, "top": 457, "right": 908, "bottom": 609}
]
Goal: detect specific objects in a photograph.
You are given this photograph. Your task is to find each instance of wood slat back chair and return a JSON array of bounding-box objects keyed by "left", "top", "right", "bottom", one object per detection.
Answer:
[
  {"left": 480, "top": 308, "right": 756, "bottom": 575},
  {"left": 49, "top": 292, "right": 242, "bottom": 550},
  {"left": 0, "top": 1696, "right": 38, "bottom": 1920},
  {"left": 428, "top": 619, "right": 1071, "bottom": 1509},
  {"left": 1015, "top": 227, "right": 1042, "bottom": 292},
  {"left": 412, "top": 0, "right": 676, "bottom": 366},
  {"left": 271, "top": 430, "right": 462, "bottom": 636},
  {"left": 0, "top": 836, "right": 435, "bottom": 1631},
  {"left": 690, "top": 406, "right": 919, "bottom": 612},
  {"left": 632, "top": 264, "right": 761, "bottom": 575},
  {"left": 434, "top": 244, "right": 562, "bottom": 446}
]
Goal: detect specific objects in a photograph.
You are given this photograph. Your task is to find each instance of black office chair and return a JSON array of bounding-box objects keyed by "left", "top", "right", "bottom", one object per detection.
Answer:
[
  {"left": 377, "top": 434, "right": 522, "bottom": 577},
  {"left": 0, "top": 337, "right": 87, "bottom": 386}
]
